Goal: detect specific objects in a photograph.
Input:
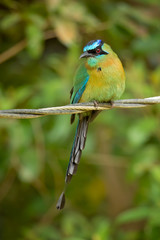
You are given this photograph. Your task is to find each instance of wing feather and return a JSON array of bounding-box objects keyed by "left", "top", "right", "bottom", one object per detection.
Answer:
[{"left": 70, "top": 62, "right": 89, "bottom": 104}]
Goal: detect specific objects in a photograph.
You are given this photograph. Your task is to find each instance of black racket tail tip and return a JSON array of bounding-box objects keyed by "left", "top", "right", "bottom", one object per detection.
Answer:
[{"left": 56, "top": 191, "right": 66, "bottom": 210}]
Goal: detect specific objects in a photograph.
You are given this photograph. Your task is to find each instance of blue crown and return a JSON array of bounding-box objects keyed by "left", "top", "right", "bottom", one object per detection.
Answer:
[{"left": 83, "top": 39, "right": 103, "bottom": 52}]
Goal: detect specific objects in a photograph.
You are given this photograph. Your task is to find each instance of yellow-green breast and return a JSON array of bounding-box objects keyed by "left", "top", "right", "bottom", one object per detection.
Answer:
[{"left": 79, "top": 44, "right": 125, "bottom": 103}]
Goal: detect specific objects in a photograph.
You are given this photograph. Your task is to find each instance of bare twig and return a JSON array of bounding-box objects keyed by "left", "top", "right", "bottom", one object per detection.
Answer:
[
  {"left": 0, "top": 96, "right": 159, "bottom": 119},
  {"left": 0, "top": 30, "right": 56, "bottom": 64},
  {"left": 0, "top": 40, "right": 26, "bottom": 64}
]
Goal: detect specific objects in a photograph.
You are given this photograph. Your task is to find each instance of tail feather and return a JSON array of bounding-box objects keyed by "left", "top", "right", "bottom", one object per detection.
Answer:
[
  {"left": 67, "top": 161, "right": 78, "bottom": 175},
  {"left": 74, "top": 151, "right": 82, "bottom": 164},
  {"left": 65, "top": 116, "right": 89, "bottom": 183},
  {"left": 57, "top": 111, "right": 101, "bottom": 210}
]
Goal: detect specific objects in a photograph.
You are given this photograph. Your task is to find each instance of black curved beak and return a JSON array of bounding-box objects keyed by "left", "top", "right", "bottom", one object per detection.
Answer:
[{"left": 79, "top": 52, "right": 94, "bottom": 59}]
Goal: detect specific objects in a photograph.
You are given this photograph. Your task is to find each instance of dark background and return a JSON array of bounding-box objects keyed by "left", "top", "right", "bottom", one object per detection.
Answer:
[{"left": 0, "top": 0, "right": 160, "bottom": 239}]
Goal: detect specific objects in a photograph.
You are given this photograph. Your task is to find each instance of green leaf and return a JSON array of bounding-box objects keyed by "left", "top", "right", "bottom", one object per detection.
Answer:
[
  {"left": 116, "top": 206, "right": 150, "bottom": 224},
  {"left": 25, "top": 23, "right": 43, "bottom": 58},
  {"left": 92, "top": 217, "right": 110, "bottom": 240},
  {"left": 127, "top": 117, "right": 158, "bottom": 148},
  {"left": 132, "top": 33, "right": 160, "bottom": 55},
  {"left": 18, "top": 149, "right": 41, "bottom": 182},
  {"left": 151, "top": 166, "right": 160, "bottom": 183},
  {"left": 0, "top": 13, "right": 20, "bottom": 30},
  {"left": 132, "top": 145, "right": 159, "bottom": 176},
  {"left": 61, "top": 212, "right": 90, "bottom": 238}
]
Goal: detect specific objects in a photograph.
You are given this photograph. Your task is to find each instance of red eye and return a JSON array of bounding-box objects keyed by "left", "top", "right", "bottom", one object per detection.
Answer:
[{"left": 96, "top": 48, "right": 100, "bottom": 53}]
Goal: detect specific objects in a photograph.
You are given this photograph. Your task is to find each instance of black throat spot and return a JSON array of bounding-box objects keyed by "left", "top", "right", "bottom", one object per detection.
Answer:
[{"left": 97, "top": 67, "right": 102, "bottom": 72}]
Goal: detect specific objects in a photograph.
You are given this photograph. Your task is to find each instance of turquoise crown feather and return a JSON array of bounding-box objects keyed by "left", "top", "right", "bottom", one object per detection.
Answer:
[{"left": 83, "top": 39, "right": 103, "bottom": 52}]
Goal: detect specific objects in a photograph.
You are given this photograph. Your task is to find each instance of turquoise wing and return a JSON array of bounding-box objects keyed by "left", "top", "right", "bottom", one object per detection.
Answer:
[{"left": 70, "top": 61, "right": 89, "bottom": 104}]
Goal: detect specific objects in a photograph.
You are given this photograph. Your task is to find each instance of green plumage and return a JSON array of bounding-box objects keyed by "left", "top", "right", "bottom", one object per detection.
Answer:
[
  {"left": 57, "top": 40, "right": 125, "bottom": 210},
  {"left": 70, "top": 60, "right": 89, "bottom": 104}
]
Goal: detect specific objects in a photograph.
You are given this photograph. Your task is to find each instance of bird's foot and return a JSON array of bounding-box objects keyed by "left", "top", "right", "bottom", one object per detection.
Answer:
[
  {"left": 93, "top": 100, "right": 99, "bottom": 109},
  {"left": 108, "top": 100, "right": 113, "bottom": 108},
  {"left": 102, "top": 100, "right": 113, "bottom": 109}
]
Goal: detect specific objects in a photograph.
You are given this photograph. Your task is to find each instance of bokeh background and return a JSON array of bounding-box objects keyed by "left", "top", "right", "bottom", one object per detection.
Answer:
[{"left": 0, "top": 0, "right": 160, "bottom": 239}]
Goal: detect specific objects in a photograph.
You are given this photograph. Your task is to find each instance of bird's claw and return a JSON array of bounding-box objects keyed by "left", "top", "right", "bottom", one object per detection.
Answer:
[
  {"left": 108, "top": 100, "right": 114, "bottom": 108},
  {"left": 93, "top": 100, "right": 99, "bottom": 109}
]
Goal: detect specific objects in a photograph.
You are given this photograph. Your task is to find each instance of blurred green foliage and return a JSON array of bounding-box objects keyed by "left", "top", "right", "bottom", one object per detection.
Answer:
[{"left": 0, "top": 0, "right": 160, "bottom": 239}]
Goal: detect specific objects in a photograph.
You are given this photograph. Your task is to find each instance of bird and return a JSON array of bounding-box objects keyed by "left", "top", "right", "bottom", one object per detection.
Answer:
[{"left": 56, "top": 39, "right": 125, "bottom": 209}]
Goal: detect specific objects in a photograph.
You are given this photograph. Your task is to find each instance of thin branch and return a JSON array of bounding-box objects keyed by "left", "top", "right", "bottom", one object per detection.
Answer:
[
  {"left": 0, "top": 40, "right": 26, "bottom": 64},
  {"left": 0, "top": 30, "right": 56, "bottom": 64},
  {"left": 0, "top": 96, "right": 159, "bottom": 119}
]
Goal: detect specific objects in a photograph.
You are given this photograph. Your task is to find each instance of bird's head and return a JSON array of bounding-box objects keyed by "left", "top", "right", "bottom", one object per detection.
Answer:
[
  {"left": 80, "top": 40, "right": 113, "bottom": 67},
  {"left": 80, "top": 39, "right": 109, "bottom": 59}
]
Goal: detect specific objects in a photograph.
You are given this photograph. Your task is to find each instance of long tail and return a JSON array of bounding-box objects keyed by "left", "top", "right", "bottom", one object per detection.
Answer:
[
  {"left": 56, "top": 115, "right": 89, "bottom": 209},
  {"left": 65, "top": 115, "right": 89, "bottom": 183}
]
